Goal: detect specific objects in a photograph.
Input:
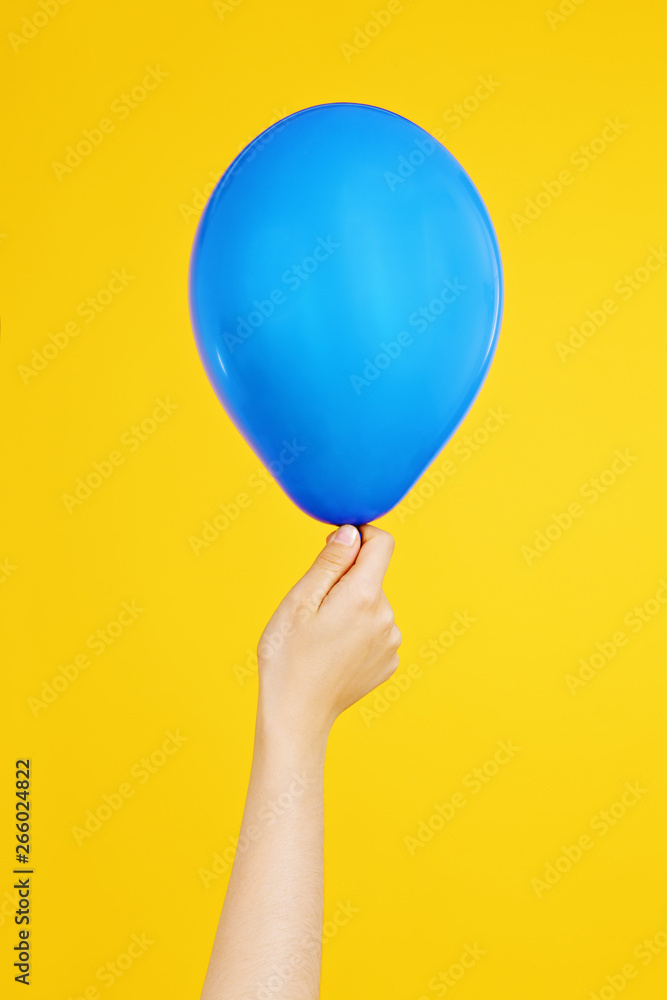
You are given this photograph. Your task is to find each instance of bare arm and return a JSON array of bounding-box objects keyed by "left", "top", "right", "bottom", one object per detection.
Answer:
[{"left": 200, "top": 523, "right": 400, "bottom": 1000}]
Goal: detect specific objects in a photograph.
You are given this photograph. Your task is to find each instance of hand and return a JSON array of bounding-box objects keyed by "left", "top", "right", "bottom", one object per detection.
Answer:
[{"left": 257, "top": 524, "right": 401, "bottom": 746}]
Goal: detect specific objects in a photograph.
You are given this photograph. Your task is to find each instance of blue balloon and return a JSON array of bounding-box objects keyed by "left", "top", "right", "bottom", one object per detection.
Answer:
[{"left": 189, "top": 102, "right": 503, "bottom": 525}]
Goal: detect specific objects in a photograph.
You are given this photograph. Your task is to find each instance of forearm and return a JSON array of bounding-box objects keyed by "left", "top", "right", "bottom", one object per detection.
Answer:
[
  {"left": 200, "top": 523, "right": 399, "bottom": 997},
  {"left": 201, "top": 708, "right": 328, "bottom": 1000}
]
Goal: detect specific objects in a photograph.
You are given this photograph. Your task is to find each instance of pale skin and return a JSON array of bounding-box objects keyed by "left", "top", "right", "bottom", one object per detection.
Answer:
[{"left": 200, "top": 523, "right": 400, "bottom": 1000}]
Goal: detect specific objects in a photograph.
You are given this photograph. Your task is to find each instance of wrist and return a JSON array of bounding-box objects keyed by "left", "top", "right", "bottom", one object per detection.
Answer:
[{"left": 255, "top": 697, "right": 330, "bottom": 771}]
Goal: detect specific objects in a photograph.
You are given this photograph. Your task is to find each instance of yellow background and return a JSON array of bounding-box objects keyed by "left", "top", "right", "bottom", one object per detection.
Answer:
[{"left": 2, "top": 0, "right": 667, "bottom": 997}]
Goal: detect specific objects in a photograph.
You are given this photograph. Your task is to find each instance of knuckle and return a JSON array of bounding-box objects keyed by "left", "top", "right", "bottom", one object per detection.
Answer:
[
  {"left": 356, "top": 582, "right": 378, "bottom": 608},
  {"left": 293, "top": 598, "right": 313, "bottom": 621},
  {"left": 282, "top": 592, "right": 305, "bottom": 619},
  {"left": 366, "top": 524, "right": 395, "bottom": 549},
  {"left": 374, "top": 526, "right": 395, "bottom": 549},
  {"left": 281, "top": 591, "right": 298, "bottom": 612},
  {"left": 361, "top": 523, "right": 393, "bottom": 547},
  {"left": 315, "top": 551, "right": 344, "bottom": 574},
  {"left": 379, "top": 605, "right": 395, "bottom": 630}
]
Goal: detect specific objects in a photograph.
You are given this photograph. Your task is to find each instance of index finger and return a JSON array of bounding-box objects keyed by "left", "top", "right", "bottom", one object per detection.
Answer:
[{"left": 347, "top": 524, "right": 395, "bottom": 593}]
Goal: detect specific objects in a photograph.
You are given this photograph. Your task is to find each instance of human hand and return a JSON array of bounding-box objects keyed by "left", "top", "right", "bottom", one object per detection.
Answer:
[{"left": 256, "top": 524, "right": 401, "bottom": 747}]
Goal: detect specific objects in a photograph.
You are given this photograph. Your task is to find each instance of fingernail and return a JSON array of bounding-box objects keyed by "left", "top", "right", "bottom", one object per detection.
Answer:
[{"left": 333, "top": 524, "right": 358, "bottom": 546}]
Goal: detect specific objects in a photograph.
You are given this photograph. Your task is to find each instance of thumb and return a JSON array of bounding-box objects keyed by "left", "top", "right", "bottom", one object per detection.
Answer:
[{"left": 292, "top": 524, "right": 361, "bottom": 611}]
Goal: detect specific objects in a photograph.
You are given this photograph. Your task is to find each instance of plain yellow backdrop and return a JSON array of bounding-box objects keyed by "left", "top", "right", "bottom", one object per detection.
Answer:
[{"left": 2, "top": 0, "right": 667, "bottom": 997}]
